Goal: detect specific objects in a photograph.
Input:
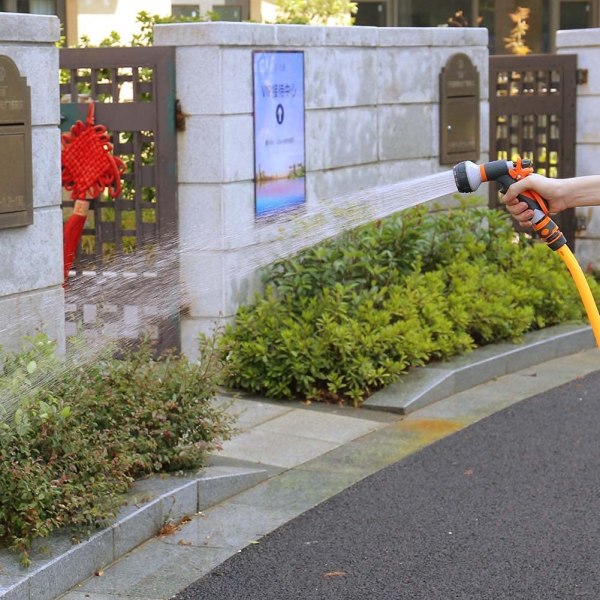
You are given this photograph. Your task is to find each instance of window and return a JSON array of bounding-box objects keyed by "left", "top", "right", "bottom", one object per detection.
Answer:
[
  {"left": 172, "top": 4, "right": 201, "bottom": 18},
  {"left": 560, "top": 0, "right": 592, "bottom": 28},
  {"left": 212, "top": 4, "right": 242, "bottom": 20},
  {"left": 1, "top": 0, "right": 54, "bottom": 12}
]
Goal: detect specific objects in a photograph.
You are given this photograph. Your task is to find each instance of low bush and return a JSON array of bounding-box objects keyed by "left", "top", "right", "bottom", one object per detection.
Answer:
[
  {"left": 219, "top": 201, "right": 598, "bottom": 405},
  {"left": 0, "top": 334, "right": 232, "bottom": 565}
]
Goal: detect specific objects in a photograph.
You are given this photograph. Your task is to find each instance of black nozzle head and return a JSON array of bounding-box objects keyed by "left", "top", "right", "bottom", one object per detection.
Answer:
[{"left": 453, "top": 162, "right": 472, "bottom": 193}]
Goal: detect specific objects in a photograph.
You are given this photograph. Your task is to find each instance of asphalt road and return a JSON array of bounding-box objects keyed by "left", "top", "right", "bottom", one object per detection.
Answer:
[{"left": 173, "top": 369, "right": 600, "bottom": 600}]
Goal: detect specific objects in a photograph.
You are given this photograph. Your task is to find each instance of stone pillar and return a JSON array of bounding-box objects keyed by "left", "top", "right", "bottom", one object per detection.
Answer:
[
  {"left": 154, "top": 22, "right": 488, "bottom": 359},
  {"left": 0, "top": 14, "right": 64, "bottom": 352},
  {"left": 557, "top": 28, "right": 600, "bottom": 271}
]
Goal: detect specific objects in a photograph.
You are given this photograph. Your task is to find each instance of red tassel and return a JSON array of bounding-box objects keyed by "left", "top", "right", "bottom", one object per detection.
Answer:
[{"left": 63, "top": 212, "right": 87, "bottom": 285}]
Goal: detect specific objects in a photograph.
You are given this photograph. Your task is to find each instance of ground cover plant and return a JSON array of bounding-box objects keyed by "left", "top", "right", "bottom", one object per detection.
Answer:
[
  {"left": 0, "top": 334, "right": 232, "bottom": 565},
  {"left": 219, "top": 200, "right": 598, "bottom": 405}
]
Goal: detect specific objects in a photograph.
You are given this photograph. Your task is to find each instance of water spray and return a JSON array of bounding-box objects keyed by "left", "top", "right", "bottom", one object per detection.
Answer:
[{"left": 453, "top": 157, "right": 600, "bottom": 348}]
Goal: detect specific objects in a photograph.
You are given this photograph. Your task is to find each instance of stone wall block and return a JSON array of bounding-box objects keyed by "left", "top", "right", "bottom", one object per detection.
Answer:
[
  {"left": 0, "top": 287, "right": 65, "bottom": 353},
  {"left": 223, "top": 115, "right": 254, "bottom": 182},
  {"left": 155, "top": 22, "right": 278, "bottom": 47},
  {"left": 377, "top": 27, "right": 434, "bottom": 47},
  {"left": 306, "top": 163, "right": 380, "bottom": 206},
  {"left": 0, "top": 207, "right": 63, "bottom": 295},
  {"left": 306, "top": 107, "right": 378, "bottom": 171},
  {"left": 557, "top": 28, "right": 600, "bottom": 49},
  {"left": 180, "top": 252, "right": 225, "bottom": 317},
  {"left": 178, "top": 116, "right": 222, "bottom": 183},
  {"left": 274, "top": 24, "right": 326, "bottom": 47},
  {"left": 223, "top": 49, "right": 253, "bottom": 114},
  {"left": 378, "top": 104, "right": 436, "bottom": 161},
  {"left": 221, "top": 181, "right": 257, "bottom": 246},
  {"left": 324, "top": 25, "right": 378, "bottom": 47},
  {"left": 378, "top": 157, "right": 439, "bottom": 188},
  {"left": 306, "top": 47, "right": 378, "bottom": 109},
  {"left": 0, "top": 14, "right": 59, "bottom": 43},
  {"left": 0, "top": 44, "right": 60, "bottom": 126},
  {"left": 178, "top": 184, "right": 224, "bottom": 252},
  {"left": 176, "top": 47, "right": 222, "bottom": 115},
  {"left": 378, "top": 47, "right": 434, "bottom": 104},
  {"left": 576, "top": 143, "right": 600, "bottom": 176},
  {"left": 32, "top": 126, "right": 61, "bottom": 209},
  {"left": 576, "top": 96, "right": 600, "bottom": 144}
]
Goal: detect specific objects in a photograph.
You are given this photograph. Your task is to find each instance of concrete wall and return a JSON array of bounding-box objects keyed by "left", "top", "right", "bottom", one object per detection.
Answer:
[
  {"left": 557, "top": 29, "right": 600, "bottom": 272},
  {"left": 0, "top": 14, "right": 64, "bottom": 353},
  {"left": 154, "top": 22, "right": 489, "bottom": 359}
]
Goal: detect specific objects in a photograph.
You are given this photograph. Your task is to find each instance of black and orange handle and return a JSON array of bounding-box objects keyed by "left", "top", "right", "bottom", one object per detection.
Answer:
[{"left": 484, "top": 158, "right": 567, "bottom": 252}]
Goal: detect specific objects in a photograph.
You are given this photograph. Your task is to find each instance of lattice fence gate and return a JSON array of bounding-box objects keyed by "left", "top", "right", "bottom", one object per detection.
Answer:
[
  {"left": 59, "top": 46, "right": 180, "bottom": 352},
  {"left": 489, "top": 54, "right": 577, "bottom": 247}
]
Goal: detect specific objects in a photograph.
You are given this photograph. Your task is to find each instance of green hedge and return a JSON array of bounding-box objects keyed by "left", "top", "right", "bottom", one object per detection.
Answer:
[
  {"left": 219, "top": 201, "right": 597, "bottom": 405},
  {"left": 0, "top": 335, "right": 232, "bottom": 565}
]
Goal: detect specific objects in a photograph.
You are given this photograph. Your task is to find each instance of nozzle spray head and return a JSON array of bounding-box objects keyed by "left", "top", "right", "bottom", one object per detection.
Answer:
[
  {"left": 453, "top": 159, "right": 534, "bottom": 194},
  {"left": 453, "top": 160, "right": 483, "bottom": 193}
]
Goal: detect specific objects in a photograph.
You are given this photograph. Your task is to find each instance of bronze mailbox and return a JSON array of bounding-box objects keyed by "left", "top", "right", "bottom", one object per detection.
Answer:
[
  {"left": 439, "top": 53, "right": 480, "bottom": 165},
  {"left": 0, "top": 55, "right": 32, "bottom": 229}
]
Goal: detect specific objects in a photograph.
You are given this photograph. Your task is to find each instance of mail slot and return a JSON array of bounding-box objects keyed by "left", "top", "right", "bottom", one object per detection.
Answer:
[
  {"left": 439, "top": 53, "right": 480, "bottom": 165},
  {"left": 0, "top": 55, "right": 32, "bottom": 229}
]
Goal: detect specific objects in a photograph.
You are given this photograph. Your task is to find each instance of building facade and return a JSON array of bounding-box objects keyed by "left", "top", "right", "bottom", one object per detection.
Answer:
[{"left": 1, "top": 1, "right": 599, "bottom": 52}]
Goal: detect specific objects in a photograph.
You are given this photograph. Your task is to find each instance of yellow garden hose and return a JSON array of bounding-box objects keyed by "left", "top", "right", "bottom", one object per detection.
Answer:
[{"left": 557, "top": 244, "right": 600, "bottom": 347}]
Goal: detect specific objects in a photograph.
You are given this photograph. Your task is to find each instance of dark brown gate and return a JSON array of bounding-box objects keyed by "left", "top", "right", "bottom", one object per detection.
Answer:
[
  {"left": 59, "top": 46, "right": 180, "bottom": 351},
  {"left": 489, "top": 54, "right": 577, "bottom": 246}
]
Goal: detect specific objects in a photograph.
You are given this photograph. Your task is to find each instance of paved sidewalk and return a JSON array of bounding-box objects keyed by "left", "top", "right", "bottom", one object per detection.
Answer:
[
  {"left": 54, "top": 328, "right": 599, "bottom": 600},
  {"left": 0, "top": 325, "right": 596, "bottom": 600}
]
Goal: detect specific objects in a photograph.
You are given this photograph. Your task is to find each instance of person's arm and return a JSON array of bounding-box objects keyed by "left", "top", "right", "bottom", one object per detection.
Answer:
[{"left": 502, "top": 174, "right": 600, "bottom": 228}]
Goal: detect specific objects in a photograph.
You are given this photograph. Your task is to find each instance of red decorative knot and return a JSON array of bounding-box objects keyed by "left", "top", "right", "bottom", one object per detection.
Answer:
[{"left": 61, "top": 102, "right": 125, "bottom": 200}]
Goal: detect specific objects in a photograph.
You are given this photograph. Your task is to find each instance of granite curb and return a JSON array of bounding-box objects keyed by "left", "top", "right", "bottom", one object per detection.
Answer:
[
  {"left": 0, "top": 467, "right": 268, "bottom": 600},
  {"left": 364, "top": 323, "right": 595, "bottom": 414}
]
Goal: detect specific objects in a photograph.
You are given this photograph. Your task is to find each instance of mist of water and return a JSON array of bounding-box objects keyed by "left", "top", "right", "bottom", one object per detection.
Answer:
[{"left": 0, "top": 169, "right": 459, "bottom": 420}]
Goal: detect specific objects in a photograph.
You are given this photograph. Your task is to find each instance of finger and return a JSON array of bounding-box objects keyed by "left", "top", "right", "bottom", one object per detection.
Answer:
[
  {"left": 505, "top": 200, "right": 530, "bottom": 216},
  {"left": 502, "top": 179, "right": 530, "bottom": 204},
  {"left": 518, "top": 209, "right": 534, "bottom": 223}
]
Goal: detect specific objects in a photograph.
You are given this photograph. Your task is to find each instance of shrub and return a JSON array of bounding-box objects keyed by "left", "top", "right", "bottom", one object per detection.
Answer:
[
  {"left": 219, "top": 203, "right": 599, "bottom": 405},
  {"left": 0, "top": 335, "right": 232, "bottom": 565}
]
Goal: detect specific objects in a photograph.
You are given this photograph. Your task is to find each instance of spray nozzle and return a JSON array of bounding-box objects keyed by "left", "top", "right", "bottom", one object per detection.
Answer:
[
  {"left": 453, "top": 157, "right": 565, "bottom": 251},
  {"left": 452, "top": 158, "right": 534, "bottom": 194}
]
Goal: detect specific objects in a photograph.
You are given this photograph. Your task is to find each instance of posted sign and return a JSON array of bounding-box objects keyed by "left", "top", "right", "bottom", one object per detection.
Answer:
[{"left": 253, "top": 51, "right": 305, "bottom": 218}]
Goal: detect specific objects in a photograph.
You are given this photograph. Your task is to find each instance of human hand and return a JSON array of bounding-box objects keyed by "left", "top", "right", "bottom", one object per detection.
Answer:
[{"left": 501, "top": 174, "right": 568, "bottom": 229}]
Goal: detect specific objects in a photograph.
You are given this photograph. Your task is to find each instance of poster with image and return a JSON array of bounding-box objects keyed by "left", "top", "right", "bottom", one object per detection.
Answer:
[{"left": 253, "top": 51, "right": 305, "bottom": 218}]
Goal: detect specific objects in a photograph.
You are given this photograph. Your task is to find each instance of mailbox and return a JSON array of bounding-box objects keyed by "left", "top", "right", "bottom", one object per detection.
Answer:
[
  {"left": 439, "top": 53, "right": 480, "bottom": 165},
  {"left": 0, "top": 55, "right": 32, "bottom": 229}
]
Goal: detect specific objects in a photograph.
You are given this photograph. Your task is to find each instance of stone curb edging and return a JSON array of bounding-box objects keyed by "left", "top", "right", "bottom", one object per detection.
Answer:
[
  {"left": 0, "top": 466, "right": 268, "bottom": 600},
  {"left": 364, "top": 323, "right": 596, "bottom": 414}
]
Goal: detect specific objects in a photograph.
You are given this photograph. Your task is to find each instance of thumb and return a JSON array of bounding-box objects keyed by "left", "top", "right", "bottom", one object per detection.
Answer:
[{"left": 503, "top": 177, "right": 531, "bottom": 204}]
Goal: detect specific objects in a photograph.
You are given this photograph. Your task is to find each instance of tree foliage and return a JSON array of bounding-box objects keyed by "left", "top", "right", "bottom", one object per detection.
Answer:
[{"left": 273, "top": 0, "right": 357, "bottom": 25}]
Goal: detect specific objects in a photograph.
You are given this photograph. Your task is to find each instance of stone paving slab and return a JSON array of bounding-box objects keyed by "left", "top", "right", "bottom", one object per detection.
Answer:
[
  {"left": 253, "top": 408, "right": 382, "bottom": 443},
  {"left": 217, "top": 428, "right": 341, "bottom": 468},
  {"left": 212, "top": 396, "right": 294, "bottom": 430},
  {"left": 217, "top": 403, "right": 388, "bottom": 468}
]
